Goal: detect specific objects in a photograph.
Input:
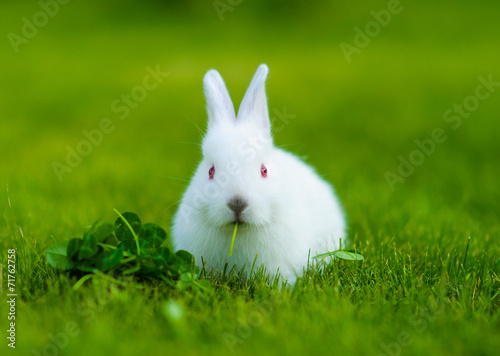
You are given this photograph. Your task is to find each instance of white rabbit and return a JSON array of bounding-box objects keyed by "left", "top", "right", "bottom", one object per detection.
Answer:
[{"left": 172, "top": 64, "right": 346, "bottom": 285}]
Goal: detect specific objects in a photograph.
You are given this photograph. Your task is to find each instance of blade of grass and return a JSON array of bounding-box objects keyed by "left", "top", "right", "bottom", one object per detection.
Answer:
[
  {"left": 463, "top": 236, "right": 471, "bottom": 269},
  {"left": 229, "top": 222, "right": 238, "bottom": 256},
  {"left": 73, "top": 274, "right": 95, "bottom": 290},
  {"left": 113, "top": 208, "right": 141, "bottom": 255}
]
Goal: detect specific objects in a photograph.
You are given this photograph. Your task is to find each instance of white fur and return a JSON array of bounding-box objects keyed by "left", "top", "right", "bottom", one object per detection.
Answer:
[{"left": 172, "top": 64, "right": 346, "bottom": 285}]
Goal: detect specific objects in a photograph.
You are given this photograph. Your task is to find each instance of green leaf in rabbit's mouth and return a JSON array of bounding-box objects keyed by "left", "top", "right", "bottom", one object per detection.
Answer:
[{"left": 229, "top": 222, "right": 238, "bottom": 256}]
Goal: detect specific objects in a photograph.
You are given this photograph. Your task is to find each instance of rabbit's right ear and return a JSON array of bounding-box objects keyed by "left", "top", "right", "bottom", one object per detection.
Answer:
[{"left": 203, "top": 69, "right": 236, "bottom": 129}]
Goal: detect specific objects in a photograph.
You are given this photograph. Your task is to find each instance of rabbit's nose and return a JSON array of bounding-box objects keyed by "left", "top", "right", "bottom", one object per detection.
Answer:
[{"left": 227, "top": 196, "right": 248, "bottom": 214}]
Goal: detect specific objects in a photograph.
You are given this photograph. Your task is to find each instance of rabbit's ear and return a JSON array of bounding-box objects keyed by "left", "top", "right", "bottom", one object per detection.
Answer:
[
  {"left": 237, "top": 64, "right": 270, "bottom": 131},
  {"left": 203, "top": 69, "right": 236, "bottom": 128}
]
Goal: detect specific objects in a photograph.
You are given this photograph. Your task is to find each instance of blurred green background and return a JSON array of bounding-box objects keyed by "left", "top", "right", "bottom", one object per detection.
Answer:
[
  {"left": 1, "top": 0, "right": 499, "bottom": 355},
  {"left": 1, "top": 0, "right": 499, "bottom": 233}
]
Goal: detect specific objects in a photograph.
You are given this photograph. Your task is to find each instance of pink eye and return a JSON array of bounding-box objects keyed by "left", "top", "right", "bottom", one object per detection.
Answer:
[
  {"left": 261, "top": 164, "right": 268, "bottom": 178},
  {"left": 209, "top": 165, "right": 215, "bottom": 180}
]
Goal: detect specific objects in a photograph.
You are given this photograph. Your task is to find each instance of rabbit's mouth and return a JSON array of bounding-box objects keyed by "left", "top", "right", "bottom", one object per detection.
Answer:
[
  {"left": 229, "top": 212, "right": 246, "bottom": 225},
  {"left": 230, "top": 215, "right": 246, "bottom": 225}
]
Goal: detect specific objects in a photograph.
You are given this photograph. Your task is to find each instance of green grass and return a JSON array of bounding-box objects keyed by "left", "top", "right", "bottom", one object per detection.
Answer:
[{"left": 1, "top": 0, "right": 500, "bottom": 355}]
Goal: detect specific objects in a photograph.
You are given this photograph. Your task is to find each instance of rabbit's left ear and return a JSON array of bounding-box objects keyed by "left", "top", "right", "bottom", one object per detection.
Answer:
[
  {"left": 204, "top": 69, "right": 236, "bottom": 129},
  {"left": 237, "top": 64, "right": 270, "bottom": 132}
]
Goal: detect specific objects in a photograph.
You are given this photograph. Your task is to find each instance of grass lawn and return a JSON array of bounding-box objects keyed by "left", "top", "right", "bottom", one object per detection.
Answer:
[{"left": 1, "top": 0, "right": 499, "bottom": 355}]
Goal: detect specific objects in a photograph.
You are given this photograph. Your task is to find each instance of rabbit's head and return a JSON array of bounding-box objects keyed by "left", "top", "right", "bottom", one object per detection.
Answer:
[{"left": 188, "top": 65, "right": 281, "bottom": 230}]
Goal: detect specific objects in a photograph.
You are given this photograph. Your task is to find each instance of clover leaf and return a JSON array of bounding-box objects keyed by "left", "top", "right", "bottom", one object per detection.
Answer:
[
  {"left": 139, "top": 223, "right": 167, "bottom": 247},
  {"left": 44, "top": 210, "right": 206, "bottom": 293},
  {"left": 78, "top": 233, "right": 98, "bottom": 260},
  {"left": 114, "top": 212, "right": 141, "bottom": 242},
  {"left": 46, "top": 240, "right": 75, "bottom": 271}
]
